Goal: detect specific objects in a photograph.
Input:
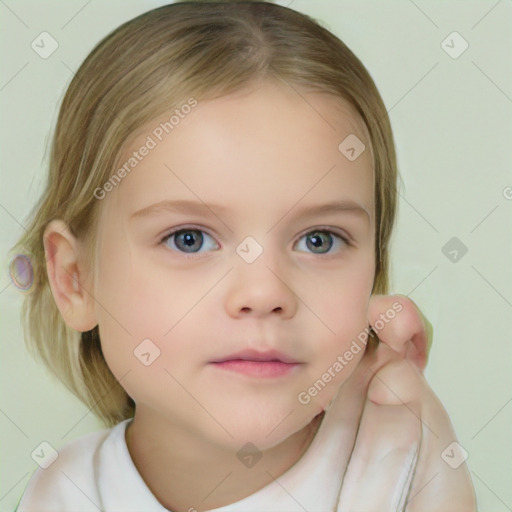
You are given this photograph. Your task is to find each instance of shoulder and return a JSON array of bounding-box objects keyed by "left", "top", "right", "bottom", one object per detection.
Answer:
[{"left": 16, "top": 420, "right": 130, "bottom": 512}]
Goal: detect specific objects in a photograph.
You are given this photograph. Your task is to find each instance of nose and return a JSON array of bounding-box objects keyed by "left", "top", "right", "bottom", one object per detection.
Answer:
[{"left": 225, "top": 249, "right": 298, "bottom": 319}]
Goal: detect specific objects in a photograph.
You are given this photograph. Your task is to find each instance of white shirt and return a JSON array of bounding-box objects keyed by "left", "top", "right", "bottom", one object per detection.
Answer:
[{"left": 16, "top": 397, "right": 350, "bottom": 512}]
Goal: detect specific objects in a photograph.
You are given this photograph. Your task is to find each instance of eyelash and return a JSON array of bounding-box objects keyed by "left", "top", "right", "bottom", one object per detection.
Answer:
[{"left": 159, "top": 225, "right": 352, "bottom": 259}]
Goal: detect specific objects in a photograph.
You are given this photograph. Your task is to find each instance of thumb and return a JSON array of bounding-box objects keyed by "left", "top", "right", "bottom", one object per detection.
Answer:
[
  {"left": 368, "top": 294, "right": 433, "bottom": 373},
  {"left": 336, "top": 358, "right": 423, "bottom": 511}
]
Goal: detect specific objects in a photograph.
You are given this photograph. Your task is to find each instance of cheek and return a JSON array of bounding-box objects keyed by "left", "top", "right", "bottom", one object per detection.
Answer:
[
  {"left": 92, "top": 233, "right": 163, "bottom": 379},
  {"left": 93, "top": 241, "right": 205, "bottom": 378},
  {"left": 94, "top": 233, "right": 175, "bottom": 336},
  {"left": 298, "top": 256, "right": 374, "bottom": 408},
  {"left": 315, "top": 254, "right": 374, "bottom": 335}
]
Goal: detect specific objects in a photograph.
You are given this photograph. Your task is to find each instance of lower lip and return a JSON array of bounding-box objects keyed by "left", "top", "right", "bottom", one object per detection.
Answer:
[{"left": 211, "top": 360, "right": 301, "bottom": 378}]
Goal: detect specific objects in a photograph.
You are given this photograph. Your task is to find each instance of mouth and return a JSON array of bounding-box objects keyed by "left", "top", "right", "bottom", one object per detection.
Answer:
[{"left": 210, "top": 349, "right": 303, "bottom": 378}]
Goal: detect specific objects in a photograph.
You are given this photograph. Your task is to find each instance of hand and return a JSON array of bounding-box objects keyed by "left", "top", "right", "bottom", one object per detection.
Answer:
[{"left": 332, "top": 294, "right": 477, "bottom": 511}]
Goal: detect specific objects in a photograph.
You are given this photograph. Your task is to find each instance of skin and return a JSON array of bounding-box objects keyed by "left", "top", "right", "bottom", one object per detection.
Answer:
[{"left": 43, "top": 80, "right": 476, "bottom": 511}]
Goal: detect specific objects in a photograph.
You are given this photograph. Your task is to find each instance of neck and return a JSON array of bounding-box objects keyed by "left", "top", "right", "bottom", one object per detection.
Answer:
[{"left": 125, "top": 408, "right": 324, "bottom": 512}]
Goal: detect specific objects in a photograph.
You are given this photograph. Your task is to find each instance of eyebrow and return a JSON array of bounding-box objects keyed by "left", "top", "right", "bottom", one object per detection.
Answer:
[{"left": 130, "top": 199, "right": 371, "bottom": 222}]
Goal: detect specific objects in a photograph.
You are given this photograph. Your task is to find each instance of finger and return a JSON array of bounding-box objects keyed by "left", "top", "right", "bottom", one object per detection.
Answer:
[
  {"left": 368, "top": 294, "right": 432, "bottom": 372},
  {"left": 402, "top": 377, "right": 477, "bottom": 511},
  {"left": 363, "top": 357, "right": 476, "bottom": 511},
  {"left": 337, "top": 358, "right": 422, "bottom": 511},
  {"left": 330, "top": 295, "right": 433, "bottom": 510},
  {"left": 316, "top": 352, "right": 376, "bottom": 487},
  {"left": 313, "top": 341, "right": 382, "bottom": 509},
  {"left": 336, "top": 391, "right": 422, "bottom": 510},
  {"left": 367, "top": 358, "right": 423, "bottom": 406}
]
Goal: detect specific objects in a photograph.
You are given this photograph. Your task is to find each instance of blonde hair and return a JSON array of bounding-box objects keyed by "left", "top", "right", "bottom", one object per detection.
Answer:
[{"left": 10, "top": 0, "right": 399, "bottom": 427}]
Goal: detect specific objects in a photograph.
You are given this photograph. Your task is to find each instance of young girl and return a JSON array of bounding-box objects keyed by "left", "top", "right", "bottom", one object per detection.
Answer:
[{"left": 11, "top": 1, "right": 476, "bottom": 510}]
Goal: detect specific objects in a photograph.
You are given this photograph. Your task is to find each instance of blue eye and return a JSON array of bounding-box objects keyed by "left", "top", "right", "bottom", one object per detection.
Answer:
[
  {"left": 160, "top": 227, "right": 350, "bottom": 257},
  {"left": 295, "top": 230, "right": 350, "bottom": 255},
  {"left": 161, "top": 228, "right": 218, "bottom": 255}
]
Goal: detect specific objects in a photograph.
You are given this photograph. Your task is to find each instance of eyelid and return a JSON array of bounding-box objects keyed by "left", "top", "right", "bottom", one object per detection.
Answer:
[
  {"left": 159, "top": 224, "right": 353, "bottom": 246},
  {"left": 159, "top": 224, "right": 221, "bottom": 250},
  {"left": 159, "top": 224, "right": 218, "bottom": 240},
  {"left": 295, "top": 225, "right": 353, "bottom": 245}
]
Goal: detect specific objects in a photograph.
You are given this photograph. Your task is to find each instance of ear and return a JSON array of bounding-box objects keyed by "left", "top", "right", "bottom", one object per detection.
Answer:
[
  {"left": 43, "top": 220, "right": 97, "bottom": 332},
  {"left": 367, "top": 294, "right": 432, "bottom": 373}
]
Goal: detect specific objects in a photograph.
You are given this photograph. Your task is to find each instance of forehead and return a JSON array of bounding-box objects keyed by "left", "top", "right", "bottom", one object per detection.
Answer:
[{"left": 102, "top": 80, "right": 374, "bottom": 226}]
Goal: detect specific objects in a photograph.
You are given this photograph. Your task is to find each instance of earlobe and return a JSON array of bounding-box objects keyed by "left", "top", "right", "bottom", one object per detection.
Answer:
[
  {"left": 43, "top": 220, "right": 97, "bottom": 332},
  {"left": 368, "top": 294, "right": 432, "bottom": 373}
]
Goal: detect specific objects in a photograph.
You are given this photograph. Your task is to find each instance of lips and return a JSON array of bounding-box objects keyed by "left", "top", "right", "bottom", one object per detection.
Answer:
[
  {"left": 209, "top": 349, "right": 303, "bottom": 378},
  {"left": 210, "top": 348, "right": 300, "bottom": 364}
]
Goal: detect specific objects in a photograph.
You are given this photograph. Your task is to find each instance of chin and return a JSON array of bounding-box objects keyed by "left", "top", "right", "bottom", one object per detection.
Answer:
[{"left": 213, "top": 406, "right": 321, "bottom": 452}]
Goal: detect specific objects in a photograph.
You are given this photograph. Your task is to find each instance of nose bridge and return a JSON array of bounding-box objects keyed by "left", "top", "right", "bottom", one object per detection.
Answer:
[
  {"left": 226, "top": 233, "right": 297, "bottom": 317},
  {"left": 235, "top": 231, "right": 291, "bottom": 278},
  {"left": 235, "top": 234, "right": 268, "bottom": 266}
]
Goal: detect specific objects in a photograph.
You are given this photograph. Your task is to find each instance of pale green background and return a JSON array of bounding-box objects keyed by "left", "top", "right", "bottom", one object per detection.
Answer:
[{"left": 1, "top": 1, "right": 511, "bottom": 510}]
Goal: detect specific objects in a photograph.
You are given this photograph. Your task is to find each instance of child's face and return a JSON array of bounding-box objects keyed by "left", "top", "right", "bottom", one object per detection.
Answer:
[{"left": 92, "top": 79, "right": 375, "bottom": 449}]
